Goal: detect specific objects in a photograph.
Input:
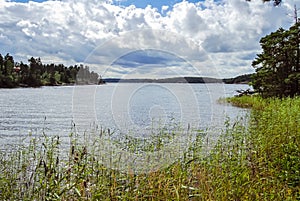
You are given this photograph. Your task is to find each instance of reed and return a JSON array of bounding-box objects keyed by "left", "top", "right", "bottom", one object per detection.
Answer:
[{"left": 0, "top": 97, "right": 299, "bottom": 200}]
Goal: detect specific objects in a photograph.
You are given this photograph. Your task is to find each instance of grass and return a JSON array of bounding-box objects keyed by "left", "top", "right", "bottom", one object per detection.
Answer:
[{"left": 0, "top": 96, "right": 299, "bottom": 200}]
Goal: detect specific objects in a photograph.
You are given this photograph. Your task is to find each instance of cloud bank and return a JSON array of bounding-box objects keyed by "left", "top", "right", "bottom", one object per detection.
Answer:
[{"left": 0, "top": 0, "right": 298, "bottom": 78}]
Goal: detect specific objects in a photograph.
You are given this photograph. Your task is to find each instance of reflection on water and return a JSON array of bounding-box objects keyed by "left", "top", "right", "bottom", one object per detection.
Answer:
[{"left": 0, "top": 83, "right": 250, "bottom": 147}]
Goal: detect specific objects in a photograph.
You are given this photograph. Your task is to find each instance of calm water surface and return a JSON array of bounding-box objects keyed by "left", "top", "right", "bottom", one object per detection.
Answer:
[{"left": 0, "top": 83, "right": 250, "bottom": 147}]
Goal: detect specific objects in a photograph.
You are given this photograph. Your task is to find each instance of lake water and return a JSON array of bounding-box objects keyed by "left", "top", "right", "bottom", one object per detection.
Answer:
[{"left": 0, "top": 83, "right": 250, "bottom": 148}]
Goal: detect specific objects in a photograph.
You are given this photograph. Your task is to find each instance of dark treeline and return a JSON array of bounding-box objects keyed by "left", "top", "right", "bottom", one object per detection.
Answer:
[
  {"left": 223, "top": 74, "right": 253, "bottom": 84},
  {"left": 0, "top": 53, "right": 102, "bottom": 88},
  {"left": 251, "top": 21, "right": 300, "bottom": 98}
]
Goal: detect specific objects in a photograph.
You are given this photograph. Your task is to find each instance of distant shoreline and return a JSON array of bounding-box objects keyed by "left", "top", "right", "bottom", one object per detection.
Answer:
[
  {"left": 0, "top": 74, "right": 252, "bottom": 88},
  {"left": 103, "top": 74, "right": 252, "bottom": 84}
]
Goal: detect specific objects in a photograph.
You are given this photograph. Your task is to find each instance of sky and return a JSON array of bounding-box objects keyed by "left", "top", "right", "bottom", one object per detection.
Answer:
[{"left": 0, "top": 0, "right": 299, "bottom": 78}]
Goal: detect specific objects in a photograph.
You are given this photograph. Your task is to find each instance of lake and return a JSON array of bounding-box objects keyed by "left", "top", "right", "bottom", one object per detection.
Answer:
[{"left": 0, "top": 83, "right": 250, "bottom": 148}]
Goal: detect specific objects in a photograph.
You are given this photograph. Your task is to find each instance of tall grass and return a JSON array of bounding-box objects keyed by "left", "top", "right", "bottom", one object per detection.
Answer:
[{"left": 0, "top": 96, "right": 299, "bottom": 200}]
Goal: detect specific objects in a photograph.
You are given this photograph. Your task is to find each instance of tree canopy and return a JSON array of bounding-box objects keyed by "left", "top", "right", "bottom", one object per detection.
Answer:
[
  {"left": 251, "top": 21, "right": 300, "bottom": 97},
  {"left": 0, "top": 53, "right": 103, "bottom": 88}
]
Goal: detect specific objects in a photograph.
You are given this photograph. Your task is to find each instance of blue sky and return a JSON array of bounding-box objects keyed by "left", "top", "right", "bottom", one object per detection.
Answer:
[
  {"left": 114, "top": 0, "right": 201, "bottom": 9},
  {"left": 11, "top": 0, "right": 201, "bottom": 10},
  {"left": 1, "top": 0, "right": 297, "bottom": 78}
]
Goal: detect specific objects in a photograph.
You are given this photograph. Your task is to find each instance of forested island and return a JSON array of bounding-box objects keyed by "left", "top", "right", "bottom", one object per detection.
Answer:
[{"left": 0, "top": 53, "right": 103, "bottom": 88}]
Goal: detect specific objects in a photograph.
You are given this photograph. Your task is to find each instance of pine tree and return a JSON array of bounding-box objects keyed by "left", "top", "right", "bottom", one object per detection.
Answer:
[{"left": 252, "top": 22, "right": 300, "bottom": 97}]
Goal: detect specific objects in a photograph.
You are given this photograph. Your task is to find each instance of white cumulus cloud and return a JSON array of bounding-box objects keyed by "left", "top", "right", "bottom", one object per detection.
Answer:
[{"left": 0, "top": 0, "right": 298, "bottom": 78}]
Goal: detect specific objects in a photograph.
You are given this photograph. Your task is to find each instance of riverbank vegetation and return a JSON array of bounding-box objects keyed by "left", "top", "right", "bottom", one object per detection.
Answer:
[{"left": 0, "top": 96, "right": 299, "bottom": 200}]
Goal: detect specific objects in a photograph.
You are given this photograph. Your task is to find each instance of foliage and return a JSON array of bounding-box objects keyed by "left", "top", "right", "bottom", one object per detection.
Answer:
[
  {"left": 0, "top": 53, "right": 102, "bottom": 88},
  {"left": 0, "top": 97, "right": 299, "bottom": 200},
  {"left": 76, "top": 65, "right": 101, "bottom": 85},
  {"left": 225, "top": 95, "right": 267, "bottom": 109},
  {"left": 223, "top": 73, "right": 253, "bottom": 84},
  {"left": 252, "top": 22, "right": 300, "bottom": 98}
]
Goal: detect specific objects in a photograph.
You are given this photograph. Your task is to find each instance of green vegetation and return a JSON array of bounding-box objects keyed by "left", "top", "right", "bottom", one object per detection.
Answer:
[
  {"left": 223, "top": 74, "right": 253, "bottom": 84},
  {"left": 251, "top": 21, "right": 300, "bottom": 98},
  {"left": 0, "top": 53, "right": 102, "bottom": 88},
  {"left": 0, "top": 96, "right": 299, "bottom": 200}
]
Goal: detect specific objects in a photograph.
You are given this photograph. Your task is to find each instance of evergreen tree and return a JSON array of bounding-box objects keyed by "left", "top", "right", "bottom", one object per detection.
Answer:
[
  {"left": 252, "top": 22, "right": 300, "bottom": 97},
  {"left": 0, "top": 54, "right": 3, "bottom": 72},
  {"left": 4, "top": 53, "right": 14, "bottom": 76}
]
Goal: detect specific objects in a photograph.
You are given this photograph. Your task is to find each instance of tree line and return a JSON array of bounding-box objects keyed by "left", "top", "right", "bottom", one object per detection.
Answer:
[
  {"left": 251, "top": 20, "right": 300, "bottom": 98},
  {"left": 0, "top": 53, "right": 103, "bottom": 88}
]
